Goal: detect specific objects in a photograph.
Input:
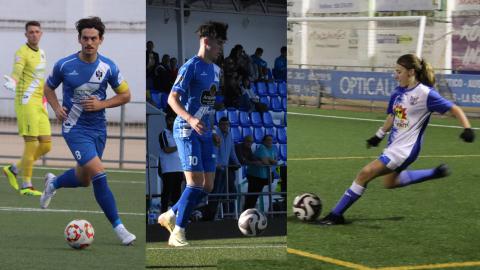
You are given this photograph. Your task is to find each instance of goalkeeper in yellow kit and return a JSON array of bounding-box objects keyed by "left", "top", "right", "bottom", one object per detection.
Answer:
[{"left": 3, "top": 21, "right": 52, "bottom": 196}]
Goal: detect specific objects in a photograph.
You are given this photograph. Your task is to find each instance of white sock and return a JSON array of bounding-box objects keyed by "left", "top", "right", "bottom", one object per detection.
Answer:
[
  {"left": 350, "top": 182, "right": 366, "bottom": 196},
  {"left": 167, "top": 209, "right": 175, "bottom": 216}
]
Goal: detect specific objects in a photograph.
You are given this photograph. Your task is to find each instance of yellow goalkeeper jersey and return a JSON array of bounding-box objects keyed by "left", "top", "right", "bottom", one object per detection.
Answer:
[{"left": 11, "top": 44, "right": 47, "bottom": 106}]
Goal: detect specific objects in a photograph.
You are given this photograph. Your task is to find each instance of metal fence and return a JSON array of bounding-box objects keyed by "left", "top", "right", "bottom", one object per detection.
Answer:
[{"left": 0, "top": 97, "right": 146, "bottom": 169}]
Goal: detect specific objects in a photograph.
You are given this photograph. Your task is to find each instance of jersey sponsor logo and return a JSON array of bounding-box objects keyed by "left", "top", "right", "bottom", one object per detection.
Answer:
[
  {"left": 200, "top": 84, "right": 217, "bottom": 106},
  {"left": 393, "top": 104, "right": 409, "bottom": 128}
]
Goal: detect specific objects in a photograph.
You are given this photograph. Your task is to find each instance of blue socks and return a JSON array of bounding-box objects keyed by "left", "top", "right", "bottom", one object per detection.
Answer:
[
  {"left": 396, "top": 168, "right": 441, "bottom": 187},
  {"left": 170, "top": 188, "right": 207, "bottom": 214},
  {"left": 92, "top": 172, "right": 121, "bottom": 228},
  {"left": 331, "top": 182, "right": 365, "bottom": 216},
  {"left": 175, "top": 185, "right": 204, "bottom": 228},
  {"left": 53, "top": 168, "right": 82, "bottom": 189}
]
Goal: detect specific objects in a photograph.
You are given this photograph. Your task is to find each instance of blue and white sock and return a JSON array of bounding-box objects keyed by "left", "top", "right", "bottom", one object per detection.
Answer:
[
  {"left": 53, "top": 168, "right": 82, "bottom": 189},
  {"left": 175, "top": 185, "right": 204, "bottom": 228},
  {"left": 331, "top": 182, "right": 366, "bottom": 216},
  {"left": 92, "top": 172, "right": 121, "bottom": 228},
  {"left": 396, "top": 168, "right": 441, "bottom": 188}
]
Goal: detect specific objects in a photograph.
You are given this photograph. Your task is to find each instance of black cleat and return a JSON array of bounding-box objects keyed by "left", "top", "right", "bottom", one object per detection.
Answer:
[
  {"left": 434, "top": 164, "right": 451, "bottom": 178},
  {"left": 318, "top": 212, "right": 345, "bottom": 225}
]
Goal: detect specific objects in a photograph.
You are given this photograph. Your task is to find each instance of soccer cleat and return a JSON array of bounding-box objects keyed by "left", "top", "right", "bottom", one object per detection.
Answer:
[
  {"left": 20, "top": 187, "right": 43, "bottom": 196},
  {"left": 158, "top": 211, "right": 175, "bottom": 233},
  {"left": 168, "top": 229, "right": 189, "bottom": 247},
  {"left": 40, "top": 173, "right": 57, "bottom": 209},
  {"left": 318, "top": 212, "right": 345, "bottom": 225},
  {"left": 434, "top": 164, "right": 450, "bottom": 178},
  {"left": 114, "top": 225, "right": 136, "bottom": 246},
  {"left": 3, "top": 165, "right": 19, "bottom": 191}
]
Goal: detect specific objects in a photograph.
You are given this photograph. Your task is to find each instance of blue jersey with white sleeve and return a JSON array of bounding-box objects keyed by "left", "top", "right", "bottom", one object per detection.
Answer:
[
  {"left": 172, "top": 56, "right": 220, "bottom": 138},
  {"left": 46, "top": 53, "right": 128, "bottom": 134}
]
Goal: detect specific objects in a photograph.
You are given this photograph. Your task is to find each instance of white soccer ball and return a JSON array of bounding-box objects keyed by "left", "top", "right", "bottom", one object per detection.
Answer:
[
  {"left": 238, "top": 208, "right": 268, "bottom": 236},
  {"left": 293, "top": 193, "right": 322, "bottom": 221},
  {"left": 64, "top": 219, "right": 95, "bottom": 249}
]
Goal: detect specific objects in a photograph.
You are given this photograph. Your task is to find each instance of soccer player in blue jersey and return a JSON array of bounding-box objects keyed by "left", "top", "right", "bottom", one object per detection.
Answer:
[
  {"left": 39, "top": 17, "right": 136, "bottom": 245},
  {"left": 320, "top": 54, "right": 475, "bottom": 225},
  {"left": 157, "top": 21, "right": 228, "bottom": 246}
]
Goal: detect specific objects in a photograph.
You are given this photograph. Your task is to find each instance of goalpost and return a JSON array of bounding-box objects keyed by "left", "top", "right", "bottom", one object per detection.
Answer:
[{"left": 287, "top": 16, "right": 427, "bottom": 69}]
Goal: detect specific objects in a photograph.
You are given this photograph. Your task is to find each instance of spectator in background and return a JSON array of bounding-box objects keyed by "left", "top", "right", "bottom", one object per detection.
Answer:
[
  {"left": 223, "top": 47, "right": 242, "bottom": 107},
  {"left": 169, "top": 57, "right": 178, "bottom": 85},
  {"left": 204, "top": 117, "right": 241, "bottom": 220},
  {"left": 159, "top": 114, "right": 185, "bottom": 213},
  {"left": 251, "top": 47, "right": 268, "bottom": 82},
  {"left": 273, "top": 46, "right": 287, "bottom": 82},
  {"left": 244, "top": 135, "right": 277, "bottom": 210},
  {"left": 239, "top": 76, "right": 268, "bottom": 113},
  {"left": 154, "top": 54, "right": 172, "bottom": 93},
  {"left": 235, "top": 135, "right": 262, "bottom": 167},
  {"left": 146, "top": 41, "right": 159, "bottom": 90}
]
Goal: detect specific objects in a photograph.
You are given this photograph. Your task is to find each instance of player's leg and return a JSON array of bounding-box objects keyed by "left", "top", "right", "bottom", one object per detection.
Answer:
[
  {"left": 33, "top": 107, "right": 53, "bottom": 161},
  {"left": 17, "top": 136, "right": 42, "bottom": 195},
  {"left": 321, "top": 159, "right": 392, "bottom": 225},
  {"left": 383, "top": 164, "right": 450, "bottom": 188}
]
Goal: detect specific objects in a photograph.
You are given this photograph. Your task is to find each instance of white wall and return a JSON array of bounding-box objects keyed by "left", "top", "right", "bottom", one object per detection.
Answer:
[
  {"left": 0, "top": 0, "right": 146, "bottom": 122},
  {"left": 146, "top": 7, "right": 287, "bottom": 68}
]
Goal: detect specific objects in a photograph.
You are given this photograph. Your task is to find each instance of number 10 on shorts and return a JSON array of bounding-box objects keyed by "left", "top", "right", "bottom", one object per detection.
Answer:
[{"left": 188, "top": 155, "right": 198, "bottom": 166}]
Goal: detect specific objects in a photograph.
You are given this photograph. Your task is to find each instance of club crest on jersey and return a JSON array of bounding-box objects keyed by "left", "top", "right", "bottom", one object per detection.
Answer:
[
  {"left": 95, "top": 70, "right": 103, "bottom": 80},
  {"left": 200, "top": 84, "right": 217, "bottom": 106},
  {"left": 409, "top": 95, "right": 419, "bottom": 105}
]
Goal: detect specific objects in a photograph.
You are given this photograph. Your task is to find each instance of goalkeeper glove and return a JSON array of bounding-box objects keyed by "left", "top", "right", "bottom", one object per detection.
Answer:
[
  {"left": 3, "top": 75, "right": 16, "bottom": 93},
  {"left": 460, "top": 128, "right": 475, "bottom": 143},
  {"left": 366, "top": 127, "right": 386, "bottom": 148}
]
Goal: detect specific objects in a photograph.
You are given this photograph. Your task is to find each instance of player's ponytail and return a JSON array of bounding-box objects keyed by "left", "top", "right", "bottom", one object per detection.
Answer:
[{"left": 397, "top": 54, "right": 435, "bottom": 87}]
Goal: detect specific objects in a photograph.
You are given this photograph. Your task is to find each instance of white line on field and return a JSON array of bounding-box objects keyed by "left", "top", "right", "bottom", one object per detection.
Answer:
[
  {"left": 25, "top": 176, "right": 143, "bottom": 184},
  {"left": 0, "top": 165, "right": 146, "bottom": 174},
  {"left": 147, "top": 244, "right": 287, "bottom": 250},
  {"left": 0, "top": 206, "right": 144, "bottom": 216},
  {"left": 287, "top": 112, "right": 479, "bottom": 130}
]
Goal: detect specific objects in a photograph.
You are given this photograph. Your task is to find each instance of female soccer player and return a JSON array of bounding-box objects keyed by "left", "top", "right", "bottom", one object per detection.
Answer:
[
  {"left": 320, "top": 54, "right": 475, "bottom": 225},
  {"left": 157, "top": 21, "right": 228, "bottom": 246}
]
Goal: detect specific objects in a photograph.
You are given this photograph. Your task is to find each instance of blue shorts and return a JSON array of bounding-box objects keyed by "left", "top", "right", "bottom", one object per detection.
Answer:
[
  {"left": 63, "top": 130, "right": 106, "bottom": 166},
  {"left": 174, "top": 133, "right": 216, "bottom": 173}
]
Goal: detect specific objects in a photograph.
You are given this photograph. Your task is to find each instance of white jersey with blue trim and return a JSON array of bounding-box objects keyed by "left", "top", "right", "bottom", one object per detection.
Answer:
[
  {"left": 47, "top": 53, "right": 125, "bottom": 134},
  {"left": 172, "top": 56, "right": 220, "bottom": 138},
  {"left": 383, "top": 83, "right": 453, "bottom": 167}
]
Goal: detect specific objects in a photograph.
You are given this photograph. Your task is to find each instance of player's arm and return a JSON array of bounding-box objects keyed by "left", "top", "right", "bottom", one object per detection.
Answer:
[
  {"left": 3, "top": 50, "right": 26, "bottom": 92},
  {"left": 81, "top": 87, "right": 131, "bottom": 111},
  {"left": 366, "top": 114, "right": 394, "bottom": 148},
  {"left": 449, "top": 105, "right": 474, "bottom": 142},
  {"left": 44, "top": 84, "right": 68, "bottom": 121},
  {"left": 168, "top": 91, "right": 206, "bottom": 135}
]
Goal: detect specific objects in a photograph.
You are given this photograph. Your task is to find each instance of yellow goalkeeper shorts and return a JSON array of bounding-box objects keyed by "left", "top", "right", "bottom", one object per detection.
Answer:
[{"left": 15, "top": 103, "right": 51, "bottom": 137}]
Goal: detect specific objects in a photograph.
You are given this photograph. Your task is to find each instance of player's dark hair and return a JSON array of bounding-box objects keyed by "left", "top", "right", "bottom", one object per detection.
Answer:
[
  {"left": 76, "top": 16, "right": 105, "bottom": 38},
  {"left": 196, "top": 21, "right": 228, "bottom": 41},
  {"left": 397, "top": 54, "right": 435, "bottom": 87},
  {"left": 25, "top": 21, "right": 41, "bottom": 31}
]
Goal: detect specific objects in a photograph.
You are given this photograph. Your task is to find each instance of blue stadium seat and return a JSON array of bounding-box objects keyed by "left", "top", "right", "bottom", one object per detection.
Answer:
[
  {"left": 256, "top": 82, "right": 268, "bottom": 96},
  {"left": 239, "top": 111, "right": 251, "bottom": 127},
  {"left": 215, "top": 110, "right": 227, "bottom": 125},
  {"left": 280, "top": 144, "right": 287, "bottom": 161},
  {"left": 277, "top": 127, "right": 287, "bottom": 144},
  {"left": 251, "top": 83, "right": 258, "bottom": 95},
  {"left": 278, "top": 82, "right": 287, "bottom": 97},
  {"left": 270, "top": 97, "right": 282, "bottom": 112},
  {"left": 242, "top": 127, "right": 253, "bottom": 139},
  {"left": 253, "top": 127, "right": 265, "bottom": 143},
  {"left": 250, "top": 111, "right": 263, "bottom": 127},
  {"left": 227, "top": 109, "right": 239, "bottom": 126},
  {"left": 267, "top": 82, "right": 277, "bottom": 96},
  {"left": 262, "top": 112, "right": 274, "bottom": 127},
  {"left": 259, "top": 96, "right": 270, "bottom": 108},
  {"left": 231, "top": 126, "right": 242, "bottom": 143},
  {"left": 265, "top": 127, "right": 277, "bottom": 143},
  {"left": 282, "top": 97, "right": 287, "bottom": 111},
  {"left": 272, "top": 111, "right": 285, "bottom": 127}
]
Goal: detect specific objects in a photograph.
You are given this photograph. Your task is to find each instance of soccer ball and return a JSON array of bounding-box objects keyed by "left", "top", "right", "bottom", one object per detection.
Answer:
[
  {"left": 64, "top": 219, "right": 95, "bottom": 249},
  {"left": 238, "top": 208, "right": 268, "bottom": 236},
  {"left": 293, "top": 193, "right": 322, "bottom": 221}
]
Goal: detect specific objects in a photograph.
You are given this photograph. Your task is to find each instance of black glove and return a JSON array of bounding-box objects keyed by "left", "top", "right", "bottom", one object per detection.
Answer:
[
  {"left": 366, "top": 135, "right": 383, "bottom": 148},
  {"left": 460, "top": 128, "right": 475, "bottom": 143}
]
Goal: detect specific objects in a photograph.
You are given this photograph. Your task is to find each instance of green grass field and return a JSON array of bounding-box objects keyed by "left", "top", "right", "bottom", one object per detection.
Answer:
[
  {"left": 146, "top": 236, "right": 286, "bottom": 269},
  {"left": 0, "top": 166, "right": 145, "bottom": 270},
  {"left": 287, "top": 106, "right": 480, "bottom": 269}
]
